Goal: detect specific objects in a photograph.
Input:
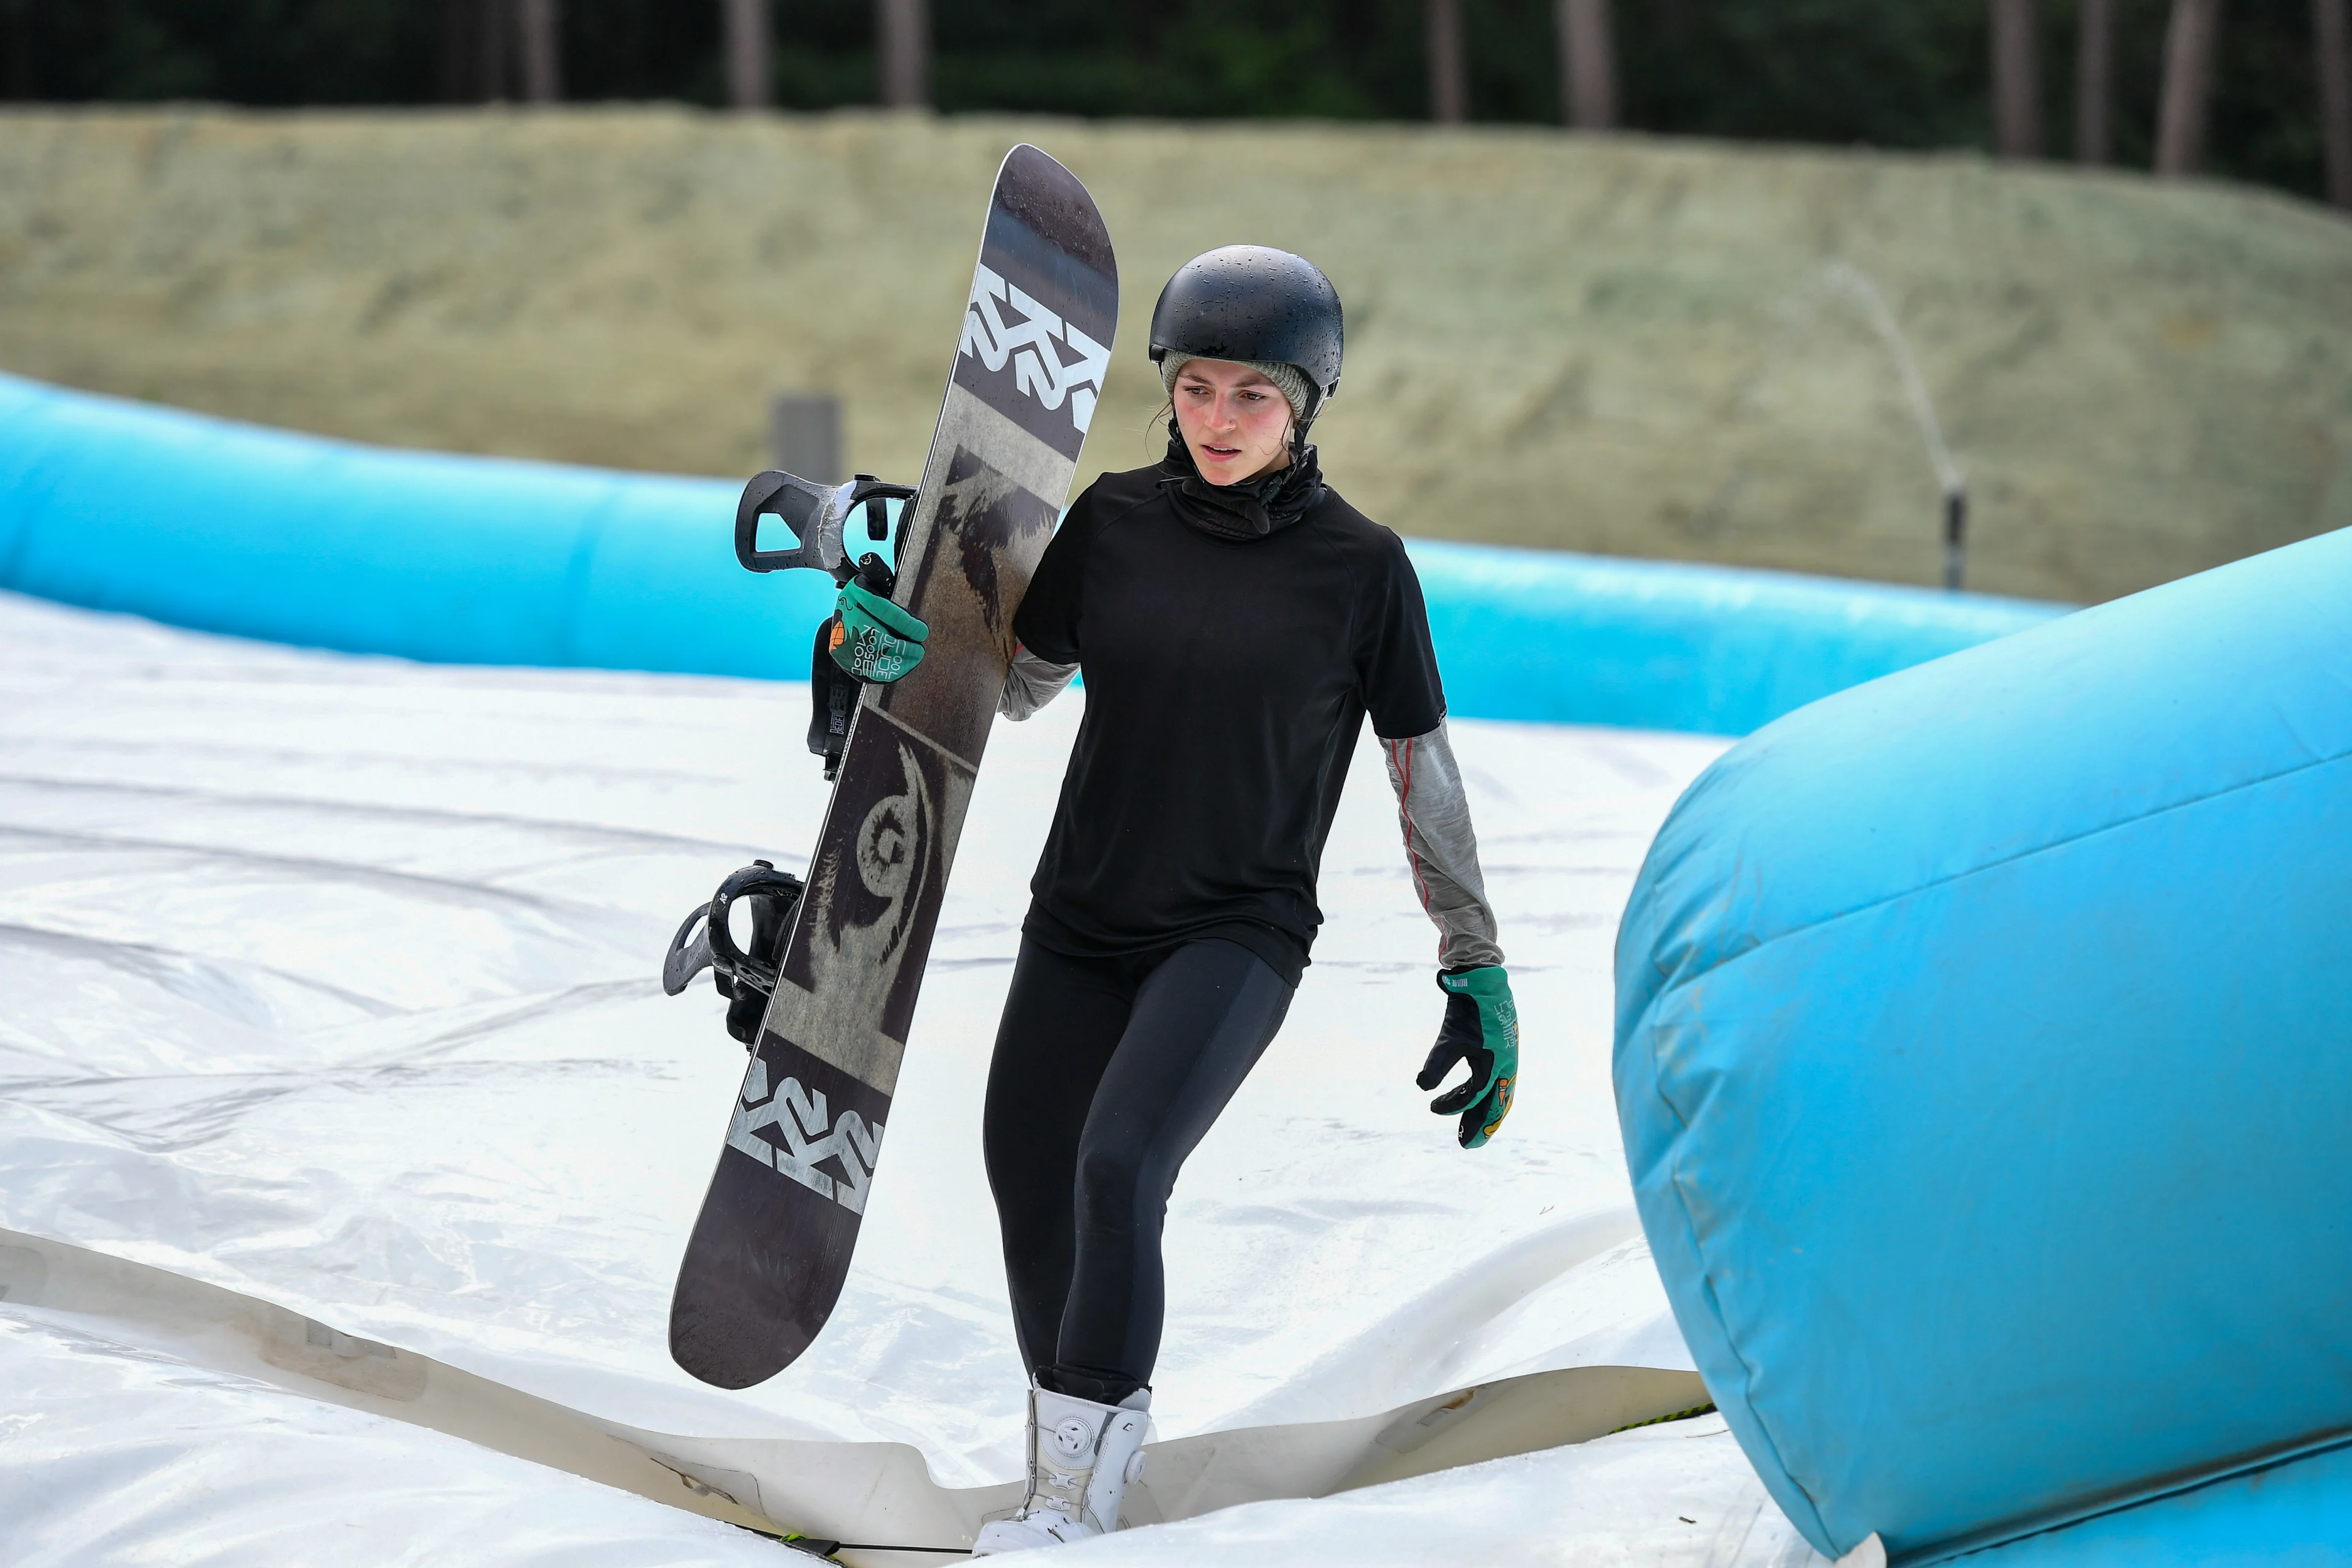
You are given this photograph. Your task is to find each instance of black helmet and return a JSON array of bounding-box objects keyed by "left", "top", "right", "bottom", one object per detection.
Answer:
[{"left": 1148, "top": 246, "right": 1344, "bottom": 428}]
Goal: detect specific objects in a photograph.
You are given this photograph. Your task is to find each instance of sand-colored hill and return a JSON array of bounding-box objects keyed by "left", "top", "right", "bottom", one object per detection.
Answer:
[{"left": 2, "top": 106, "right": 2347, "bottom": 601}]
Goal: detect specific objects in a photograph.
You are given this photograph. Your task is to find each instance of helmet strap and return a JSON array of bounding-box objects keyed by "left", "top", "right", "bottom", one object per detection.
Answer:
[{"left": 1290, "top": 399, "right": 1321, "bottom": 453}]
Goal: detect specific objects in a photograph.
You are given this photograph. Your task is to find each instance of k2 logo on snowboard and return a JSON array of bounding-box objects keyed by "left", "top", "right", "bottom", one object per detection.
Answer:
[
  {"left": 727, "top": 1055, "right": 883, "bottom": 1214},
  {"left": 960, "top": 262, "right": 1109, "bottom": 435}
]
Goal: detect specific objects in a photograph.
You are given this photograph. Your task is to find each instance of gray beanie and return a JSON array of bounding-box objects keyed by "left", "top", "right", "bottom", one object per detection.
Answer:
[{"left": 1158, "top": 355, "right": 1313, "bottom": 426}]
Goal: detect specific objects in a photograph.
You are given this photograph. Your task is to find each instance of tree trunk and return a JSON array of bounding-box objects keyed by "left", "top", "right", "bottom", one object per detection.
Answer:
[
  {"left": 439, "top": 0, "right": 476, "bottom": 101},
  {"left": 1555, "top": 0, "right": 1618, "bottom": 130},
  {"left": 516, "top": 0, "right": 561, "bottom": 103},
  {"left": 2319, "top": 0, "right": 2352, "bottom": 207},
  {"left": 2075, "top": 0, "right": 2115, "bottom": 163},
  {"left": 2155, "top": 0, "right": 2226, "bottom": 176},
  {"left": 1427, "top": 0, "right": 1468, "bottom": 124},
  {"left": 485, "top": 0, "right": 513, "bottom": 100},
  {"left": 1991, "top": 0, "right": 2041, "bottom": 157},
  {"left": 723, "top": 0, "right": 772, "bottom": 110},
  {"left": 4, "top": 10, "right": 29, "bottom": 100},
  {"left": 878, "top": 0, "right": 930, "bottom": 109},
  {"left": 440, "top": 0, "right": 508, "bottom": 102}
]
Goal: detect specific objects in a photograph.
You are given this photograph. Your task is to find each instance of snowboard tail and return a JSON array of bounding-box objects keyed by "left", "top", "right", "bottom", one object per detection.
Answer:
[
  {"left": 671, "top": 145, "right": 1116, "bottom": 1389},
  {"left": 669, "top": 1038, "right": 884, "bottom": 1386}
]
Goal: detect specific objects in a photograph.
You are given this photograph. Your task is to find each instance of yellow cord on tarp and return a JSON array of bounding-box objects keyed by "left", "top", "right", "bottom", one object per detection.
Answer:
[
  {"left": 1608, "top": 1402, "right": 1718, "bottom": 1435},
  {"left": 735, "top": 1522, "right": 971, "bottom": 1559}
]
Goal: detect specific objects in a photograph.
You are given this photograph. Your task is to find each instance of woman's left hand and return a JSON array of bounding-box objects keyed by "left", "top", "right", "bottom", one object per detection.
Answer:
[{"left": 1418, "top": 966, "right": 1518, "bottom": 1149}]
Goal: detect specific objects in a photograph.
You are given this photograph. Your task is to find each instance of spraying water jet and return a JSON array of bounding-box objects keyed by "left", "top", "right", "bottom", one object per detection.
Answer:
[{"left": 1716, "top": 262, "right": 1970, "bottom": 590}]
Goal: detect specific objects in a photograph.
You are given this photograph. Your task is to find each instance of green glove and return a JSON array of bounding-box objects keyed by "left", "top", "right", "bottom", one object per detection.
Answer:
[
  {"left": 829, "top": 579, "right": 929, "bottom": 684},
  {"left": 1417, "top": 966, "right": 1518, "bottom": 1149}
]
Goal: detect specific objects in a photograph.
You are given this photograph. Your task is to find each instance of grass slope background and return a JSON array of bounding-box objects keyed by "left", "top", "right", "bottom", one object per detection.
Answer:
[{"left": 1, "top": 106, "right": 2347, "bottom": 602}]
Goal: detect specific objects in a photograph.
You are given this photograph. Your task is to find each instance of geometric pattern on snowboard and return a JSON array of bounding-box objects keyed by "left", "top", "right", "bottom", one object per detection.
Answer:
[{"left": 672, "top": 144, "right": 1117, "bottom": 1389}]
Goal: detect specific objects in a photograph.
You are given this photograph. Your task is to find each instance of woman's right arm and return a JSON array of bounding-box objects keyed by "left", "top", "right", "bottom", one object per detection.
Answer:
[
  {"left": 995, "top": 489, "right": 1099, "bottom": 722},
  {"left": 999, "top": 646, "right": 1079, "bottom": 720}
]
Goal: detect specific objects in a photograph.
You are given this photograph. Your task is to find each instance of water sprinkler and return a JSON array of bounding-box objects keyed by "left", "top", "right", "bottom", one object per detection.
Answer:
[
  {"left": 1762, "top": 263, "right": 1969, "bottom": 594},
  {"left": 1943, "top": 483, "right": 1969, "bottom": 592}
]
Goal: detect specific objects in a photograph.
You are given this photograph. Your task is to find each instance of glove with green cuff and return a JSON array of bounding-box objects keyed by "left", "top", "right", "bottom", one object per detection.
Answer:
[
  {"left": 829, "top": 579, "right": 929, "bottom": 684},
  {"left": 1417, "top": 965, "right": 1518, "bottom": 1149}
]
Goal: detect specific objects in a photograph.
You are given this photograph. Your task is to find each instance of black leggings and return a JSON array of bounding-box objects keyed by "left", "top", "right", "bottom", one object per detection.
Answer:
[{"left": 982, "top": 935, "right": 1294, "bottom": 1406}]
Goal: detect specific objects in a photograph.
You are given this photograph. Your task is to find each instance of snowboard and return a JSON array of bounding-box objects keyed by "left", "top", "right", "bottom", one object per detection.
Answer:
[{"left": 670, "top": 145, "right": 1117, "bottom": 1390}]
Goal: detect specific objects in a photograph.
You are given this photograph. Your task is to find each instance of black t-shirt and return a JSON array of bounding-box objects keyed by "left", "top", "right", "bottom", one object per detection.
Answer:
[{"left": 1011, "top": 462, "right": 1447, "bottom": 983}]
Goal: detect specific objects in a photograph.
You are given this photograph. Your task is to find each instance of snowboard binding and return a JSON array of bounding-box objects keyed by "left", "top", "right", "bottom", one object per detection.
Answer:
[
  {"left": 806, "top": 550, "right": 898, "bottom": 782},
  {"left": 734, "top": 470, "right": 917, "bottom": 584},
  {"left": 734, "top": 468, "right": 919, "bottom": 780},
  {"left": 662, "top": 860, "right": 807, "bottom": 1047}
]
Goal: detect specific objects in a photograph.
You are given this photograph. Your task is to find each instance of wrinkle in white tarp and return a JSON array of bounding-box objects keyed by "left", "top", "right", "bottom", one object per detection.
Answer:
[{"left": 0, "top": 589, "right": 1812, "bottom": 1562}]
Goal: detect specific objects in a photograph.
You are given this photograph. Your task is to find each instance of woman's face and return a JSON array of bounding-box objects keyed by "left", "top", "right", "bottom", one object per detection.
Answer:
[{"left": 1170, "top": 358, "right": 1294, "bottom": 486}]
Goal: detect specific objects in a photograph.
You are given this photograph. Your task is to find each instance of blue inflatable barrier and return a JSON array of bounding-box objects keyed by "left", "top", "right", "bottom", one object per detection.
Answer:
[
  {"left": 1615, "top": 528, "right": 2352, "bottom": 1561},
  {"left": 0, "top": 372, "right": 834, "bottom": 680},
  {"left": 1972, "top": 1442, "right": 2352, "bottom": 1567},
  {"left": 1408, "top": 537, "right": 2060, "bottom": 735},
  {"left": 0, "top": 373, "right": 2061, "bottom": 735}
]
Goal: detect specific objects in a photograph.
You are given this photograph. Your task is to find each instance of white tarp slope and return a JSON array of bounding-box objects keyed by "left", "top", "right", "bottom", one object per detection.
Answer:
[
  {"left": 2, "top": 1306, "right": 775, "bottom": 1567},
  {"left": 1, "top": 1294, "right": 1815, "bottom": 1568},
  {"left": 0, "top": 587, "right": 1829, "bottom": 1562},
  {"left": 0, "top": 1222, "right": 1724, "bottom": 1556}
]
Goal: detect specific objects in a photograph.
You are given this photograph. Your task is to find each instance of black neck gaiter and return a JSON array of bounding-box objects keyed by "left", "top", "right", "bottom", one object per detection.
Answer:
[{"left": 1156, "top": 421, "right": 1326, "bottom": 542}]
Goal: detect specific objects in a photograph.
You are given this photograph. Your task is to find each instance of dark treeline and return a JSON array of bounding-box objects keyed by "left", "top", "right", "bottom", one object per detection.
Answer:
[{"left": 0, "top": 1, "right": 2342, "bottom": 203}]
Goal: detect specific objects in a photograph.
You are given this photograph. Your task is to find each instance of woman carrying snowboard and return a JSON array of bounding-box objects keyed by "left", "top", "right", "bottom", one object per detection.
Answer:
[{"left": 834, "top": 245, "right": 1518, "bottom": 1553}]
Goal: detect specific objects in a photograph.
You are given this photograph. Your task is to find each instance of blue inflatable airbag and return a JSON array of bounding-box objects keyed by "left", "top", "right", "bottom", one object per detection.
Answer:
[
  {"left": 1615, "top": 528, "right": 2352, "bottom": 1560},
  {"left": 1973, "top": 1440, "right": 2352, "bottom": 1567},
  {"left": 0, "top": 373, "right": 2060, "bottom": 734},
  {"left": 0, "top": 372, "right": 834, "bottom": 677}
]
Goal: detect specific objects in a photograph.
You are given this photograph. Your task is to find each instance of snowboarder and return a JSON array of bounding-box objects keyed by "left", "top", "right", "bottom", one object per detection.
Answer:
[{"left": 828, "top": 244, "right": 1518, "bottom": 1554}]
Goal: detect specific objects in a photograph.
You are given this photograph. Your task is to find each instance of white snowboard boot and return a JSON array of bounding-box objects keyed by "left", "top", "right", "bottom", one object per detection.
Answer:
[{"left": 969, "top": 1382, "right": 1151, "bottom": 1555}]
